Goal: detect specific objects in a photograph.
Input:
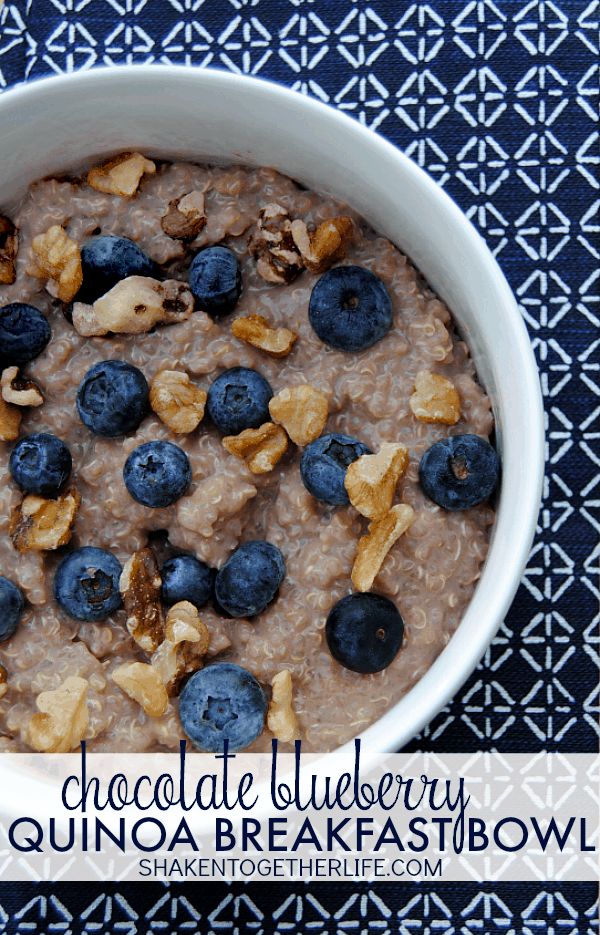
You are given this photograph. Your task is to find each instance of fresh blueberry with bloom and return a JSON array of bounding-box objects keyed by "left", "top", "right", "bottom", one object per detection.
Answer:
[
  {"left": 419, "top": 433, "right": 500, "bottom": 511},
  {"left": 207, "top": 366, "right": 273, "bottom": 436},
  {"left": 300, "top": 432, "right": 372, "bottom": 506},
  {"left": 78, "top": 235, "right": 154, "bottom": 303},
  {"left": 123, "top": 440, "right": 192, "bottom": 508},
  {"left": 178, "top": 662, "right": 267, "bottom": 752},
  {"left": 77, "top": 360, "right": 149, "bottom": 437},
  {"left": 188, "top": 246, "right": 242, "bottom": 318},
  {"left": 325, "top": 592, "right": 404, "bottom": 674},
  {"left": 0, "top": 303, "right": 51, "bottom": 365},
  {"left": 215, "top": 540, "right": 285, "bottom": 618},
  {"left": 10, "top": 433, "right": 72, "bottom": 497},
  {"left": 161, "top": 555, "right": 215, "bottom": 609},
  {"left": 53, "top": 547, "right": 122, "bottom": 622},
  {"left": 0, "top": 577, "right": 25, "bottom": 642},
  {"left": 308, "top": 266, "right": 393, "bottom": 353}
]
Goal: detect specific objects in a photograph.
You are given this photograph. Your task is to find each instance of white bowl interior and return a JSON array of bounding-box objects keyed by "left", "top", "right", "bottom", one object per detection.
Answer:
[{"left": 0, "top": 67, "right": 544, "bottom": 757}]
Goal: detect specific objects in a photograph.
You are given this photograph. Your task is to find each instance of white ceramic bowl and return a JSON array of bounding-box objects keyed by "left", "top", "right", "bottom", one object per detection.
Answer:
[{"left": 0, "top": 66, "right": 544, "bottom": 757}]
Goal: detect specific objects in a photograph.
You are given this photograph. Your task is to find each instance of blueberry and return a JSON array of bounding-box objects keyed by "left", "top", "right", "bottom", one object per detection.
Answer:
[
  {"left": 207, "top": 367, "right": 273, "bottom": 436},
  {"left": 308, "top": 266, "right": 393, "bottom": 353},
  {"left": 53, "top": 546, "right": 122, "bottom": 622},
  {"left": 325, "top": 592, "right": 404, "bottom": 674},
  {"left": 0, "top": 304, "right": 51, "bottom": 365},
  {"left": 300, "top": 433, "right": 372, "bottom": 506},
  {"left": 124, "top": 440, "right": 192, "bottom": 508},
  {"left": 178, "top": 662, "right": 267, "bottom": 752},
  {"left": 10, "top": 433, "right": 72, "bottom": 497},
  {"left": 77, "top": 360, "right": 149, "bottom": 437},
  {"left": 161, "top": 555, "right": 215, "bottom": 609},
  {"left": 189, "top": 246, "right": 241, "bottom": 318},
  {"left": 419, "top": 433, "right": 500, "bottom": 511},
  {"left": 215, "top": 540, "right": 285, "bottom": 618},
  {"left": 78, "top": 235, "right": 154, "bottom": 303},
  {"left": 0, "top": 577, "right": 25, "bottom": 642}
]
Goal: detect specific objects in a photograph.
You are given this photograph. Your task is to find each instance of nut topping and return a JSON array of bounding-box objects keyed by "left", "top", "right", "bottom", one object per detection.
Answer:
[
  {"left": 161, "top": 191, "right": 207, "bottom": 241},
  {"left": 111, "top": 662, "right": 168, "bottom": 717},
  {"left": 0, "top": 664, "right": 7, "bottom": 701},
  {"left": 26, "top": 225, "right": 82, "bottom": 302},
  {"left": 73, "top": 276, "right": 194, "bottom": 337},
  {"left": 250, "top": 204, "right": 304, "bottom": 284},
  {"left": 232, "top": 314, "right": 296, "bottom": 358},
  {"left": 150, "top": 370, "right": 207, "bottom": 434},
  {"left": 28, "top": 676, "right": 89, "bottom": 752},
  {"left": 352, "top": 504, "right": 415, "bottom": 592},
  {"left": 87, "top": 152, "right": 156, "bottom": 197},
  {"left": 1, "top": 366, "right": 43, "bottom": 407},
  {"left": 222, "top": 422, "right": 288, "bottom": 474},
  {"left": 267, "top": 670, "right": 301, "bottom": 743},
  {"left": 290, "top": 216, "right": 353, "bottom": 274},
  {"left": 0, "top": 214, "right": 18, "bottom": 285},
  {"left": 268, "top": 385, "right": 328, "bottom": 447},
  {"left": 0, "top": 394, "right": 22, "bottom": 441},
  {"left": 410, "top": 370, "right": 460, "bottom": 425},
  {"left": 151, "top": 601, "right": 210, "bottom": 695},
  {"left": 10, "top": 487, "right": 81, "bottom": 553},
  {"left": 119, "top": 549, "right": 165, "bottom": 653},
  {"left": 345, "top": 442, "right": 409, "bottom": 521}
]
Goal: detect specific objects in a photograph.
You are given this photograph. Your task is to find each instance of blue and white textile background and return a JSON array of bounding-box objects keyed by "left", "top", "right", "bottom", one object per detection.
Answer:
[{"left": 0, "top": 0, "right": 597, "bottom": 918}]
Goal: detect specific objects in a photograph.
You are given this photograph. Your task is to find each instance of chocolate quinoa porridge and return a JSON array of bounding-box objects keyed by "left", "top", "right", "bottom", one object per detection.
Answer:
[{"left": 0, "top": 156, "right": 495, "bottom": 754}]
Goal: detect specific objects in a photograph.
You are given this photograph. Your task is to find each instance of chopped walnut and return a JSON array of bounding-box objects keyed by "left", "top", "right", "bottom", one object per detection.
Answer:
[
  {"left": 119, "top": 549, "right": 164, "bottom": 653},
  {"left": 0, "top": 214, "right": 18, "bottom": 285},
  {"left": 232, "top": 314, "right": 296, "bottom": 358},
  {"left": 268, "top": 385, "right": 329, "bottom": 447},
  {"left": 73, "top": 276, "right": 194, "bottom": 337},
  {"left": 352, "top": 504, "right": 415, "bottom": 592},
  {"left": 150, "top": 370, "right": 207, "bottom": 434},
  {"left": 161, "top": 191, "right": 207, "bottom": 241},
  {"left": 10, "top": 487, "right": 81, "bottom": 553},
  {"left": 250, "top": 204, "right": 304, "bottom": 284},
  {"left": 267, "top": 670, "right": 301, "bottom": 743},
  {"left": 0, "top": 664, "right": 7, "bottom": 701},
  {"left": 223, "top": 422, "right": 288, "bottom": 474},
  {"left": 87, "top": 152, "right": 156, "bottom": 197},
  {"left": 345, "top": 442, "right": 409, "bottom": 521},
  {"left": 410, "top": 369, "right": 460, "bottom": 424},
  {"left": 151, "top": 601, "right": 210, "bottom": 695},
  {"left": 28, "top": 676, "right": 89, "bottom": 752},
  {"left": 111, "top": 662, "right": 168, "bottom": 717},
  {"left": 27, "top": 225, "right": 82, "bottom": 302},
  {"left": 1, "top": 366, "right": 43, "bottom": 407},
  {"left": 0, "top": 394, "right": 21, "bottom": 441},
  {"left": 290, "top": 216, "right": 353, "bottom": 274}
]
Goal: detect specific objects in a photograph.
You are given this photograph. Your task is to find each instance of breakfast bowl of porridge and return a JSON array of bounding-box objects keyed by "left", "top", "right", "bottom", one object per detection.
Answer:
[{"left": 0, "top": 66, "right": 544, "bottom": 761}]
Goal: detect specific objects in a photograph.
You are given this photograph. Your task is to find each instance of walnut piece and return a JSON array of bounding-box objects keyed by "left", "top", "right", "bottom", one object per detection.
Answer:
[
  {"left": 1, "top": 366, "right": 43, "bottom": 407},
  {"left": 73, "top": 276, "right": 194, "bottom": 337},
  {"left": 250, "top": 204, "right": 304, "bottom": 284},
  {"left": 150, "top": 370, "right": 207, "bottom": 434},
  {"left": 87, "top": 152, "right": 156, "bottom": 197},
  {"left": 0, "top": 664, "right": 7, "bottom": 701},
  {"left": 290, "top": 216, "right": 353, "bottom": 274},
  {"left": 10, "top": 487, "right": 81, "bottom": 553},
  {"left": 345, "top": 442, "right": 409, "bottom": 521},
  {"left": 0, "top": 214, "right": 18, "bottom": 285},
  {"left": 28, "top": 676, "right": 89, "bottom": 752},
  {"left": 268, "top": 385, "right": 328, "bottom": 447},
  {"left": 27, "top": 225, "right": 82, "bottom": 302},
  {"left": 352, "top": 504, "right": 415, "bottom": 592},
  {"left": 0, "top": 394, "right": 21, "bottom": 441},
  {"left": 111, "top": 662, "right": 168, "bottom": 717},
  {"left": 161, "top": 191, "right": 207, "bottom": 241},
  {"left": 223, "top": 422, "right": 288, "bottom": 474},
  {"left": 267, "top": 670, "right": 301, "bottom": 743},
  {"left": 151, "top": 601, "right": 210, "bottom": 696},
  {"left": 119, "top": 549, "right": 164, "bottom": 653},
  {"left": 410, "top": 369, "right": 460, "bottom": 424},
  {"left": 232, "top": 314, "right": 296, "bottom": 358}
]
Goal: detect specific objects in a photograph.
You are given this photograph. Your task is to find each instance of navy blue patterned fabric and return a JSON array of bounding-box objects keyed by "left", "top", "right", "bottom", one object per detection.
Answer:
[{"left": 0, "top": 0, "right": 597, "bottom": 757}]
